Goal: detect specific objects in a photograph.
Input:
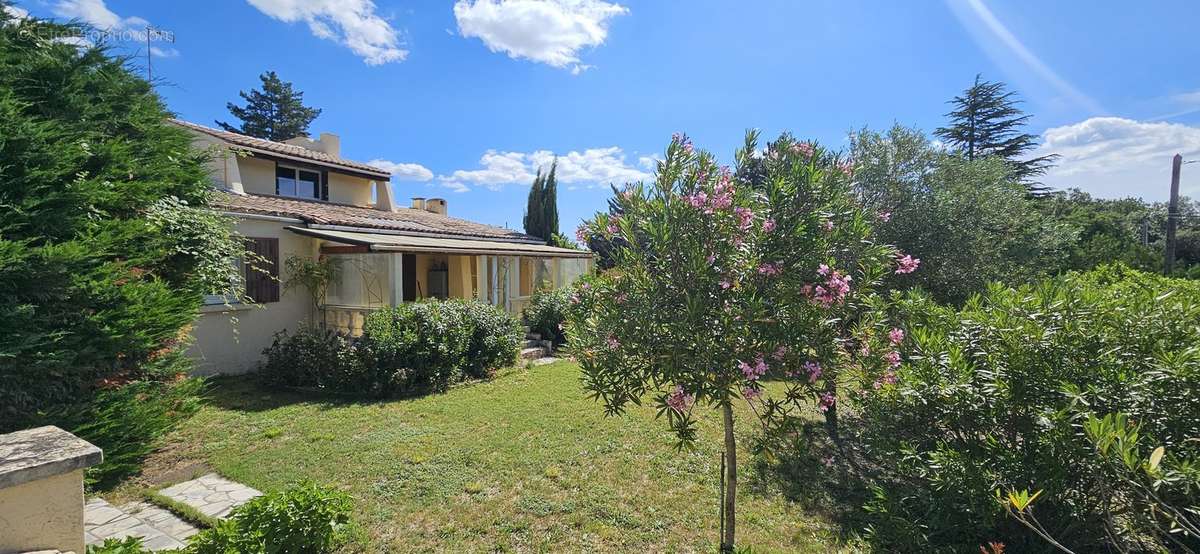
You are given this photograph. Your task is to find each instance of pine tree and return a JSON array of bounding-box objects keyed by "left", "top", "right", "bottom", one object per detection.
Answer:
[
  {"left": 216, "top": 71, "right": 322, "bottom": 141},
  {"left": 934, "top": 75, "right": 1058, "bottom": 190},
  {"left": 523, "top": 168, "right": 545, "bottom": 239},
  {"left": 542, "top": 159, "right": 560, "bottom": 239}
]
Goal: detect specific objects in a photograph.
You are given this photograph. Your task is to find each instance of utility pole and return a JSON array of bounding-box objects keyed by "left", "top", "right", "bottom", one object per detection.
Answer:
[
  {"left": 1165, "top": 153, "right": 1182, "bottom": 275},
  {"left": 146, "top": 25, "right": 151, "bottom": 82}
]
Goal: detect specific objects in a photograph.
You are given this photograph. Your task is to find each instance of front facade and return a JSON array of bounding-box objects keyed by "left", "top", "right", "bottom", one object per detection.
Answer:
[{"left": 177, "top": 121, "right": 591, "bottom": 375}]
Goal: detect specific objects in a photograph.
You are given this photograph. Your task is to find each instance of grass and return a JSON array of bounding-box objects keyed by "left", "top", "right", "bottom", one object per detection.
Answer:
[
  {"left": 140, "top": 361, "right": 846, "bottom": 552},
  {"left": 141, "top": 488, "right": 219, "bottom": 529}
]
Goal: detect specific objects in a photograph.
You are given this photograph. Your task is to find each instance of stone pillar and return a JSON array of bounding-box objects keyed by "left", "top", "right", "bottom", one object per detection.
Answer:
[{"left": 0, "top": 426, "right": 103, "bottom": 554}]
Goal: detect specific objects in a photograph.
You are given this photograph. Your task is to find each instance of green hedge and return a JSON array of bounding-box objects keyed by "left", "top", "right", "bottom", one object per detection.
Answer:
[
  {"left": 259, "top": 299, "right": 521, "bottom": 397},
  {"left": 852, "top": 265, "right": 1200, "bottom": 552}
]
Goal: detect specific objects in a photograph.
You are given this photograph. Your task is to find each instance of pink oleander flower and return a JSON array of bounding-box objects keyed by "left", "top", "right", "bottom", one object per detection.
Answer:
[
  {"left": 878, "top": 211, "right": 892, "bottom": 222},
  {"left": 818, "top": 392, "right": 836, "bottom": 413},
  {"left": 580, "top": 283, "right": 590, "bottom": 290},
  {"left": 821, "top": 219, "right": 834, "bottom": 232},
  {"left": 672, "top": 132, "right": 693, "bottom": 153},
  {"left": 734, "top": 207, "right": 754, "bottom": 231},
  {"left": 793, "top": 142, "right": 814, "bottom": 157},
  {"left": 607, "top": 214, "right": 622, "bottom": 235},
  {"left": 739, "top": 355, "right": 769, "bottom": 381},
  {"left": 884, "top": 350, "right": 901, "bottom": 368},
  {"left": 575, "top": 224, "right": 589, "bottom": 244},
  {"left": 757, "top": 262, "right": 783, "bottom": 277},
  {"left": 622, "top": 189, "right": 635, "bottom": 200},
  {"left": 666, "top": 385, "right": 695, "bottom": 412},
  {"left": 719, "top": 279, "right": 732, "bottom": 290},
  {"left": 821, "top": 455, "right": 834, "bottom": 468},
  {"left": 773, "top": 345, "right": 788, "bottom": 361},
  {"left": 743, "top": 386, "right": 762, "bottom": 402},
  {"left": 762, "top": 218, "right": 776, "bottom": 233},
  {"left": 802, "top": 361, "right": 823, "bottom": 383},
  {"left": 811, "top": 265, "right": 852, "bottom": 307},
  {"left": 888, "top": 328, "right": 904, "bottom": 345},
  {"left": 615, "top": 292, "right": 628, "bottom": 304},
  {"left": 894, "top": 253, "right": 920, "bottom": 274},
  {"left": 837, "top": 160, "right": 854, "bottom": 178},
  {"left": 706, "top": 253, "right": 716, "bottom": 264},
  {"left": 859, "top": 343, "right": 871, "bottom": 356},
  {"left": 570, "top": 293, "right": 581, "bottom": 304},
  {"left": 606, "top": 335, "right": 620, "bottom": 349},
  {"left": 684, "top": 190, "right": 708, "bottom": 209}
]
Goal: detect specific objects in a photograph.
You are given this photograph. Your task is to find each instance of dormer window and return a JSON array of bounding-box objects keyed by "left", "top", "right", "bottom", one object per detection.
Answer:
[{"left": 276, "top": 165, "right": 323, "bottom": 199}]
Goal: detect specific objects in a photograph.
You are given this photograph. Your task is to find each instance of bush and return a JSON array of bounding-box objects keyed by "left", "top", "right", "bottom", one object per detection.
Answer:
[
  {"left": 0, "top": 12, "right": 246, "bottom": 428},
  {"left": 259, "top": 299, "right": 520, "bottom": 396},
  {"left": 24, "top": 350, "right": 205, "bottom": 490},
  {"left": 523, "top": 287, "right": 571, "bottom": 346},
  {"left": 849, "top": 265, "right": 1200, "bottom": 552},
  {"left": 187, "top": 482, "right": 353, "bottom": 554},
  {"left": 87, "top": 537, "right": 151, "bottom": 554}
]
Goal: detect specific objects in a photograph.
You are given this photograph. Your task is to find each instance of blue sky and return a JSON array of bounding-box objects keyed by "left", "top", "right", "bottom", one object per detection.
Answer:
[{"left": 10, "top": 0, "right": 1200, "bottom": 233}]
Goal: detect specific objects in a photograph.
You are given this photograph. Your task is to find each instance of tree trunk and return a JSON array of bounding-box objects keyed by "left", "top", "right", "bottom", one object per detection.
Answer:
[{"left": 721, "top": 402, "right": 737, "bottom": 552}]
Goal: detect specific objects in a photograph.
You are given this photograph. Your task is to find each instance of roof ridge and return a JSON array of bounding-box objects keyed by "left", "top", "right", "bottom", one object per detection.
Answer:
[{"left": 170, "top": 119, "right": 391, "bottom": 178}]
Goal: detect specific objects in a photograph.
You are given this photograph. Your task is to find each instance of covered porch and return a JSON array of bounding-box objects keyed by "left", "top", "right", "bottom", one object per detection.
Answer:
[{"left": 286, "top": 227, "right": 592, "bottom": 335}]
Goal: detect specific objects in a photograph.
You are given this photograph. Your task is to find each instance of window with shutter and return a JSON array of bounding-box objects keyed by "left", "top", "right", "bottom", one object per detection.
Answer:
[{"left": 244, "top": 237, "right": 280, "bottom": 303}]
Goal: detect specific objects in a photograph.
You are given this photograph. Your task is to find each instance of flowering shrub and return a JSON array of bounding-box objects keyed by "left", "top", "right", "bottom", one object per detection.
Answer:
[
  {"left": 851, "top": 265, "right": 1200, "bottom": 552},
  {"left": 567, "top": 131, "right": 902, "bottom": 549},
  {"left": 187, "top": 482, "right": 353, "bottom": 554}
]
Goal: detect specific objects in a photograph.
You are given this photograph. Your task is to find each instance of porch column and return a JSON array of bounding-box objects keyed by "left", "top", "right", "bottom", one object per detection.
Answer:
[
  {"left": 475, "top": 255, "right": 487, "bottom": 301},
  {"left": 390, "top": 252, "right": 403, "bottom": 306}
]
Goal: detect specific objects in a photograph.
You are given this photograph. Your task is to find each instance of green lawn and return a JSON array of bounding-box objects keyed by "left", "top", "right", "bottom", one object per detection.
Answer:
[{"left": 140, "top": 361, "right": 844, "bottom": 552}]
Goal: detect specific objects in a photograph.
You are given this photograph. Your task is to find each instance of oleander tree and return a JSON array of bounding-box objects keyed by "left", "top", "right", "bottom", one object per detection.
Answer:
[{"left": 568, "top": 131, "right": 916, "bottom": 551}]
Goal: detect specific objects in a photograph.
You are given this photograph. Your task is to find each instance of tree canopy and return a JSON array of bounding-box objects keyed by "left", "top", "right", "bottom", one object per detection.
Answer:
[
  {"left": 217, "top": 71, "right": 322, "bottom": 141},
  {"left": 523, "top": 160, "right": 560, "bottom": 241},
  {"left": 935, "top": 75, "right": 1057, "bottom": 189}
]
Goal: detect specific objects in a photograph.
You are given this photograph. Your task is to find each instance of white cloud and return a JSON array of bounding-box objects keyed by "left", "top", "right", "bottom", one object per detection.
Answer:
[
  {"left": 453, "top": 0, "right": 627, "bottom": 73},
  {"left": 52, "top": 0, "right": 179, "bottom": 56},
  {"left": 438, "top": 146, "right": 650, "bottom": 191},
  {"left": 53, "top": 0, "right": 131, "bottom": 29},
  {"left": 3, "top": 4, "right": 29, "bottom": 20},
  {"left": 1033, "top": 117, "right": 1200, "bottom": 201},
  {"left": 638, "top": 153, "right": 662, "bottom": 171},
  {"left": 367, "top": 159, "right": 434, "bottom": 182},
  {"left": 245, "top": 0, "right": 407, "bottom": 65}
]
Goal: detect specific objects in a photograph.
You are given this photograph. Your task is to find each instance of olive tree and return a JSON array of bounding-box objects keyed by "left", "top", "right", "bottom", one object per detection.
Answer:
[{"left": 568, "top": 131, "right": 909, "bottom": 550}]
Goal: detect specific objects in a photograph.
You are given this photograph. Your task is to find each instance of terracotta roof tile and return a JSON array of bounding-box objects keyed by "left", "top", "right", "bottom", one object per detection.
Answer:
[
  {"left": 213, "top": 191, "right": 539, "bottom": 242},
  {"left": 172, "top": 119, "right": 392, "bottom": 179}
]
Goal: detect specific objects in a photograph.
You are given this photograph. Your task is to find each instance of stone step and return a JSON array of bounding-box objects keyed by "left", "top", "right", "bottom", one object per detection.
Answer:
[
  {"left": 520, "top": 346, "right": 547, "bottom": 360},
  {"left": 158, "top": 473, "right": 262, "bottom": 519},
  {"left": 85, "top": 498, "right": 191, "bottom": 551},
  {"left": 526, "top": 331, "right": 542, "bottom": 341}
]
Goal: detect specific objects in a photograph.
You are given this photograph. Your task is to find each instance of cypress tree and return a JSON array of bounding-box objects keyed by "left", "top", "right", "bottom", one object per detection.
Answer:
[
  {"left": 217, "top": 71, "right": 322, "bottom": 141},
  {"left": 523, "top": 168, "right": 545, "bottom": 239},
  {"left": 934, "top": 75, "right": 1058, "bottom": 191},
  {"left": 542, "top": 159, "right": 560, "bottom": 239}
]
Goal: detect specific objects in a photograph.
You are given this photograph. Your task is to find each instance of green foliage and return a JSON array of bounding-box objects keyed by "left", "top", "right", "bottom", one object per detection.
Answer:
[
  {"left": 216, "top": 71, "right": 322, "bottom": 141},
  {"left": 523, "top": 286, "right": 572, "bottom": 345},
  {"left": 934, "top": 74, "right": 1057, "bottom": 187},
  {"left": 1037, "top": 188, "right": 1162, "bottom": 272},
  {"left": 187, "top": 482, "right": 352, "bottom": 554},
  {"left": 853, "top": 124, "right": 1077, "bottom": 304},
  {"left": 849, "top": 265, "right": 1200, "bottom": 552},
  {"left": 38, "top": 368, "right": 206, "bottom": 490},
  {"left": 0, "top": 14, "right": 238, "bottom": 427},
  {"left": 523, "top": 160, "right": 560, "bottom": 241},
  {"left": 282, "top": 254, "right": 339, "bottom": 322},
  {"left": 259, "top": 299, "right": 520, "bottom": 397},
  {"left": 87, "top": 537, "right": 153, "bottom": 554}
]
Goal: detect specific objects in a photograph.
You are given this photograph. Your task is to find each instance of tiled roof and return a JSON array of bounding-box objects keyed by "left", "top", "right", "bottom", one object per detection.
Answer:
[
  {"left": 171, "top": 119, "right": 392, "bottom": 179},
  {"left": 214, "top": 191, "right": 540, "bottom": 242}
]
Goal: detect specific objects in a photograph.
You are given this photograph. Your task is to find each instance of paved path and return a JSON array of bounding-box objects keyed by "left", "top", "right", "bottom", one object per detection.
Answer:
[{"left": 85, "top": 473, "right": 261, "bottom": 550}]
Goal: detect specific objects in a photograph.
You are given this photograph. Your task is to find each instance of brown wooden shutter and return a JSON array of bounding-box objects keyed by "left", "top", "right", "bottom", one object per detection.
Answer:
[{"left": 244, "top": 237, "right": 280, "bottom": 303}]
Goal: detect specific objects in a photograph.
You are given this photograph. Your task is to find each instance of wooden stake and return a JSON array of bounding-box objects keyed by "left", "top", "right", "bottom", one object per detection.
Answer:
[{"left": 1166, "top": 154, "right": 1182, "bottom": 275}]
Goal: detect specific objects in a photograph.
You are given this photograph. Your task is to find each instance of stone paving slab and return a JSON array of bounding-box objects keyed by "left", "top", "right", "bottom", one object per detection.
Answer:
[
  {"left": 158, "top": 473, "right": 262, "bottom": 519},
  {"left": 84, "top": 498, "right": 189, "bottom": 551}
]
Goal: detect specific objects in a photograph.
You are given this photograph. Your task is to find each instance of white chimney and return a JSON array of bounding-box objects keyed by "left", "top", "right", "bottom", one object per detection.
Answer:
[
  {"left": 410, "top": 197, "right": 426, "bottom": 210},
  {"left": 425, "top": 198, "right": 447, "bottom": 216},
  {"left": 317, "top": 132, "right": 340, "bottom": 156}
]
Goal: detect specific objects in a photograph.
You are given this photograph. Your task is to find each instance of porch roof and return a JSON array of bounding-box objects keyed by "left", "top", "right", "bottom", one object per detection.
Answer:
[{"left": 287, "top": 226, "right": 594, "bottom": 258}]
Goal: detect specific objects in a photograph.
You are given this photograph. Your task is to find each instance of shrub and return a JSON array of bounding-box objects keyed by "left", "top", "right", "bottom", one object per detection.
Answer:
[
  {"left": 26, "top": 350, "right": 205, "bottom": 490},
  {"left": 87, "top": 537, "right": 151, "bottom": 554},
  {"left": 0, "top": 12, "right": 247, "bottom": 428},
  {"left": 187, "top": 482, "right": 353, "bottom": 554},
  {"left": 849, "top": 265, "right": 1200, "bottom": 552},
  {"left": 259, "top": 299, "right": 520, "bottom": 396},
  {"left": 522, "top": 287, "right": 572, "bottom": 346}
]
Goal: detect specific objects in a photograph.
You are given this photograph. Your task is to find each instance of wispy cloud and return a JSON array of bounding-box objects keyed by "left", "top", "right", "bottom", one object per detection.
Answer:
[
  {"left": 947, "top": 0, "right": 1104, "bottom": 115},
  {"left": 245, "top": 0, "right": 407, "bottom": 65},
  {"left": 453, "top": 0, "right": 628, "bottom": 74},
  {"left": 435, "top": 146, "right": 650, "bottom": 192}
]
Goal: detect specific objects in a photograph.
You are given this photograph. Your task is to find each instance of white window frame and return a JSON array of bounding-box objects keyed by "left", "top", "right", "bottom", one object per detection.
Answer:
[{"left": 275, "top": 164, "right": 323, "bottom": 200}]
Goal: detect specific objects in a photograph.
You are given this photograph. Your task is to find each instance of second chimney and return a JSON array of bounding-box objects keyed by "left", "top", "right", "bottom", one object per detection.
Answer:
[
  {"left": 425, "top": 198, "right": 447, "bottom": 216},
  {"left": 410, "top": 197, "right": 426, "bottom": 210}
]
